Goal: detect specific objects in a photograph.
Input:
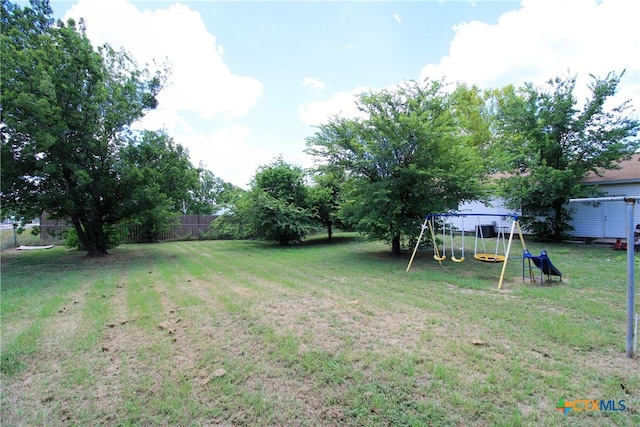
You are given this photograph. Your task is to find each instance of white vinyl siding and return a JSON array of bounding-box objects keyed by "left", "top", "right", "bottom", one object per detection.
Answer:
[
  {"left": 451, "top": 184, "right": 639, "bottom": 239},
  {"left": 567, "top": 183, "right": 640, "bottom": 239},
  {"left": 449, "top": 199, "right": 520, "bottom": 234}
]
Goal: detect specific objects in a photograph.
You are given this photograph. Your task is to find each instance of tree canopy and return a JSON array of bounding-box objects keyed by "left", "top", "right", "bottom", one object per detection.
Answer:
[
  {"left": 4, "top": 1, "right": 637, "bottom": 252},
  {"left": 306, "top": 167, "right": 348, "bottom": 240},
  {"left": 119, "top": 130, "right": 198, "bottom": 242},
  {"left": 187, "top": 165, "right": 241, "bottom": 215},
  {"left": 490, "top": 72, "right": 640, "bottom": 241},
  {"left": 306, "top": 80, "right": 487, "bottom": 253},
  {"left": 220, "top": 158, "right": 317, "bottom": 245},
  {"left": 1, "top": 0, "right": 168, "bottom": 255}
]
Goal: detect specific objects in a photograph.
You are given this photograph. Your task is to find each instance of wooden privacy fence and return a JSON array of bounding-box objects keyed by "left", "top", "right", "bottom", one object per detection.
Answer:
[{"left": 39, "top": 214, "right": 218, "bottom": 242}]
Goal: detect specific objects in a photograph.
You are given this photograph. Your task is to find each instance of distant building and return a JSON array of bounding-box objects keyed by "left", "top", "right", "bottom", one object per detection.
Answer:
[
  {"left": 449, "top": 154, "right": 640, "bottom": 239},
  {"left": 569, "top": 154, "right": 640, "bottom": 239}
]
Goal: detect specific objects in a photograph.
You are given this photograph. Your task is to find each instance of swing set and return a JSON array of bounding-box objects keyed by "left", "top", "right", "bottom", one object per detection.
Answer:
[{"left": 406, "top": 213, "right": 527, "bottom": 289}]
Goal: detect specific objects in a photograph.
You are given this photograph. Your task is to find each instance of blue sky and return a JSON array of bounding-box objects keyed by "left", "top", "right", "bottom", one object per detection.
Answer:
[{"left": 44, "top": 0, "right": 639, "bottom": 188}]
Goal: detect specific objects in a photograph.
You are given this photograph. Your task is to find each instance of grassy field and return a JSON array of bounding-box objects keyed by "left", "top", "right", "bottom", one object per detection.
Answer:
[{"left": 1, "top": 233, "right": 638, "bottom": 426}]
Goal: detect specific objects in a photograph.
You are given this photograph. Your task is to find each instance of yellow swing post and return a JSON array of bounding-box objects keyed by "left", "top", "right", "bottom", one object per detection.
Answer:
[
  {"left": 406, "top": 216, "right": 446, "bottom": 271},
  {"left": 406, "top": 218, "right": 429, "bottom": 272},
  {"left": 497, "top": 220, "right": 526, "bottom": 289}
]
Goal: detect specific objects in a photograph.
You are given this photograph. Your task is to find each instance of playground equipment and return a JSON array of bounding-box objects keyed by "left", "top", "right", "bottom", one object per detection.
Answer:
[
  {"left": 473, "top": 221, "right": 508, "bottom": 263},
  {"left": 450, "top": 219, "right": 465, "bottom": 262},
  {"left": 522, "top": 249, "right": 562, "bottom": 284},
  {"left": 406, "top": 213, "right": 527, "bottom": 289},
  {"left": 425, "top": 218, "right": 465, "bottom": 262},
  {"left": 429, "top": 219, "right": 447, "bottom": 262}
]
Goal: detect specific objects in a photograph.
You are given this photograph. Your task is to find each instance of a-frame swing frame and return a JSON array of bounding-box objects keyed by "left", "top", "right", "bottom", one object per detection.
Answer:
[{"left": 406, "top": 213, "right": 527, "bottom": 289}]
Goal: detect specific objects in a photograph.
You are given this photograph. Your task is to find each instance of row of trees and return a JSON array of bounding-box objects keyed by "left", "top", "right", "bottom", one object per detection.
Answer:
[
  {"left": 1, "top": 0, "right": 238, "bottom": 254},
  {"left": 219, "top": 74, "right": 638, "bottom": 253},
  {"left": 3, "top": 1, "right": 639, "bottom": 256},
  {"left": 211, "top": 157, "right": 345, "bottom": 245}
]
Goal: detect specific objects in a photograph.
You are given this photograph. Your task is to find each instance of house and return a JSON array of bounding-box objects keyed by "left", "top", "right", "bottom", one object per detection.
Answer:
[
  {"left": 448, "top": 154, "right": 640, "bottom": 239},
  {"left": 447, "top": 198, "right": 516, "bottom": 236},
  {"left": 568, "top": 154, "right": 640, "bottom": 239}
]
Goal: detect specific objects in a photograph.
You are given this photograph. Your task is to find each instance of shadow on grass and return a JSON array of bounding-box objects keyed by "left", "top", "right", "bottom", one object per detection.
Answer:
[
  {"left": 241, "top": 234, "right": 364, "bottom": 250},
  {"left": 300, "top": 235, "right": 362, "bottom": 247},
  {"left": 524, "top": 279, "right": 565, "bottom": 288},
  {"left": 0, "top": 245, "right": 157, "bottom": 293}
]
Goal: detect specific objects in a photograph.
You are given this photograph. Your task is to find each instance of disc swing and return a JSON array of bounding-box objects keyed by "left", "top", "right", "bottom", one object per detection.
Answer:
[{"left": 473, "top": 219, "right": 506, "bottom": 263}]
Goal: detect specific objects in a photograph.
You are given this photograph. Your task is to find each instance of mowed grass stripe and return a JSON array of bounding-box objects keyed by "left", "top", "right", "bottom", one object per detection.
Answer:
[
  {"left": 140, "top": 242, "right": 395, "bottom": 423},
  {"left": 175, "top": 237, "right": 460, "bottom": 313},
  {"left": 158, "top": 241, "right": 548, "bottom": 422},
  {"left": 130, "top": 245, "right": 324, "bottom": 423},
  {"left": 99, "top": 246, "right": 229, "bottom": 425},
  {"left": 118, "top": 244, "right": 296, "bottom": 423},
  {"left": 2, "top": 239, "right": 638, "bottom": 426},
  {"left": 156, "top": 238, "right": 611, "bottom": 371},
  {"left": 0, "top": 248, "right": 109, "bottom": 376}
]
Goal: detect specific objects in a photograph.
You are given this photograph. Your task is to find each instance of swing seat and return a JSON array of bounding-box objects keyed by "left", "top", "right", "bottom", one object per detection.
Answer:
[
  {"left": 433, "top": 255, "right": 446, "bottom": 261},
  {"left": 474, "top": 253, "right": 506, "bottom": 263},
  {"left": 451, "top": 255, "right": 465, "bottom": 263}
]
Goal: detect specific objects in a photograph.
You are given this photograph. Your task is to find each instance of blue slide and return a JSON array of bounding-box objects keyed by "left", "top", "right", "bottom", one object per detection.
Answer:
[{"left": 523, "top": 249, "right": 562, "bottom": 284}]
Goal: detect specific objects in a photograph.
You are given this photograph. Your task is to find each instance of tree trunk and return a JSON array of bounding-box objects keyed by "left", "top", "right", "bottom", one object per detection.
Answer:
[
  {"left": 392, "top": 234, "right": 401, "bottom": 254},
  {"left": 85, "top": 242, "right": 108, "bottom": 256},
  {"left": 73, "top": 216, "right": 109, "bottom": 256},
  {"left": 327, "top": 222, "right": 332, "bottom": 240},
  {"left": 553, "top": 202, "right": 564, "bottom": 243}
]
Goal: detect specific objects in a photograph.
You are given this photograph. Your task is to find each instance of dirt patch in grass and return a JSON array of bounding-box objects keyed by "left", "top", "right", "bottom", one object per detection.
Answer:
[{"left": 251, "top": 282, "right": 506, "bottom": 371}]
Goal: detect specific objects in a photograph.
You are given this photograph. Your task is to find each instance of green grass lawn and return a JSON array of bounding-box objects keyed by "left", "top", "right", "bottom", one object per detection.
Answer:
[{"left": 1, "top": 233, "right": 638, "bottom": 426}]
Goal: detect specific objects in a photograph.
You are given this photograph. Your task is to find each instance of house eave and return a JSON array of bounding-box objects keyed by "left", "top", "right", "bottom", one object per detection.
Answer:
[{"left": 581, "top": 179, "right": 640, "bottom": 186}]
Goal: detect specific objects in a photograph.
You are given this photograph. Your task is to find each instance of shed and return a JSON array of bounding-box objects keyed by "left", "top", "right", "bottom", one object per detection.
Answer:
[{"left": 568, "top": 154, "right": 640, "bottom": 239}]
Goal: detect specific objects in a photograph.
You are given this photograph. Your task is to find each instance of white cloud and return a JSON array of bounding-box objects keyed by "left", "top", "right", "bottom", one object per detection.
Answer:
[
  {"left": 298, "top": 86, "right": 371, "bottom": 126},
  {"left": 419, "top": 0, "right": 640, "bottom": 111},
  {"left": 300, "top": 1, "right": 639, "bottom": 133},
  {"left": 182, "top": 126, "right": 271, "bottom": 189},
  {"left": 301, "top": 77, "right": 327, "bottom": 91},
  {"left": 393, "top": 14, "right": 402, "bottom": 24},
  {"left": 62, "top": 0, "right": 267, "bottom": 187},
  {"left": 64, "top": 0, "right": 263, "bottom": 122}
]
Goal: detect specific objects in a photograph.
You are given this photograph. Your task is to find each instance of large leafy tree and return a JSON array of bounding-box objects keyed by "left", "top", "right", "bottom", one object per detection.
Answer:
[
  {"left": 119, "top": 130, "right": 198, "bottom": 242},
  {"left": 306, "top": 167, "right": 348, "bottom": 240},
  {"left": 223, "top": 158, "right": 316, "bottom": 245},
  {"left": 1, "top": 0, "right": 166, "bottom": 255},
  {"left": 187, "top": 165, "right": 241, "bottom": 215},
  {"left": 306, "top": 80, "right": 486, "bottom": 254},
  {"left": 490, "top": 72, "right": 640, "bottom": 241}
]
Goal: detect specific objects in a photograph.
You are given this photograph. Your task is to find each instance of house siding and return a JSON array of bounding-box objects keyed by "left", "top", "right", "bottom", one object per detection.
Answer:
[
  {"left": 452, "top": 181, "right": 639, "bottom": 240},
  {"left": 448, "top": 198, "right": 521, "bottom": 234},
  {"left": 567, "top": 183, "right": 640, "bottom": 239}
]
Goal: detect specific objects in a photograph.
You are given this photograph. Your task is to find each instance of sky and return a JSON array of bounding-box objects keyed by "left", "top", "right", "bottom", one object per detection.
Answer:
[{"left": 42, "top": 0, "right": 640, "bottom": 188}]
